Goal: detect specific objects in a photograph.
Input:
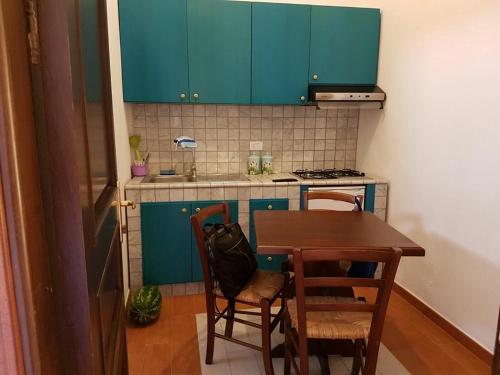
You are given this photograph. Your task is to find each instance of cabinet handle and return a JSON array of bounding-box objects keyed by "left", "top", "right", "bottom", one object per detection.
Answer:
[
  {"left": 193, "top": 93, "right": 199, "bottom": 99},
  {"left": 312, "top": 74, "right": 318, "bottom": 80},
  {"left": 180, "top": 93, "right": 186, "bottom": 99},
  {"left": 267, "top": 256, "right": 273, "bottom": 262},
  {"left": 300, "top": 96, "right": 305, "bottom": 102},
  {"left": 181, "top": 207, "right": 187, "bottom": 213},
  {"left": 267, "top": 204, "right": 273, "bottom": 210},
  {"left": 195, "top": 207, "right": 200, "bottom": 213}
]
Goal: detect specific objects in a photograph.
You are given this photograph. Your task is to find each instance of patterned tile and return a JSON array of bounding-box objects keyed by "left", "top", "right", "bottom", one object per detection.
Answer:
[{"left": 129, "top": 104, "right": 359, "bottom": 174}]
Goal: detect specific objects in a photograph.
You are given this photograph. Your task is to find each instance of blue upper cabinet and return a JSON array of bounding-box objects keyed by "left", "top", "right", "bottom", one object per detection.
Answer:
[
  {"left": 119, "top": 2, "right": 381, "bottom": 103},
  {"left": 187, "top": 0, "right": 251, "bottom": 104},
  {"left": 119, "top": 0, "right": 189, "bottom": 102},
  {"left": 251, "top": 3, "right": 311, "bottom": 105},
  {"left": 309, "top": 6, "right": 381, "bottom": 85}
]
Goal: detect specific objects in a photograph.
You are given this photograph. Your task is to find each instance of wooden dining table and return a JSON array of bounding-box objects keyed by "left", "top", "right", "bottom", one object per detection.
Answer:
[
  {"left": 254, "top": 210, "right": 425, "bottom": 256},
  {"left": 253, "top": 209, "right": 425, "bottom": 363}
]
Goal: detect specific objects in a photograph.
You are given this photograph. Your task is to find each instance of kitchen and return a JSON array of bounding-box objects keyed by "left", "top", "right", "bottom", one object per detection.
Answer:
[
  {"left": 114, "top": 0, "right": 498, "bottom": 373},
  {"left": 0, "top": 0, "right": 498, "bottom": 374}
]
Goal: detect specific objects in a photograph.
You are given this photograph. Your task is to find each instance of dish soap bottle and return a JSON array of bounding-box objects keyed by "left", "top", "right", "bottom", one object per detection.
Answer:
[{"left": 247, "top": 151, "right": 260, "bottom": 175}]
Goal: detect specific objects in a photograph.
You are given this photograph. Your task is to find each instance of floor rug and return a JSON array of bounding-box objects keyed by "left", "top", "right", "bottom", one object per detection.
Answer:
[{"left": 195, "top": 309, "right": 410, "bottom": 375}]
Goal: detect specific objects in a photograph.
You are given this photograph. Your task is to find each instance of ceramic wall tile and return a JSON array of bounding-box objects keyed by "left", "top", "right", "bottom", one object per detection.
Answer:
[{"left": 130, "top": 104, "right": 359, "bottom": 174}]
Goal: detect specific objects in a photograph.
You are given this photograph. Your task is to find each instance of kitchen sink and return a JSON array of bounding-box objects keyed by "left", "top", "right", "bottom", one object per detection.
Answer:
[
  {"left": 142, "top": 174, "right": 248, "bottom": 183},
  {"left": 142, "top": 175, "right": 193, "bottom": 183}
]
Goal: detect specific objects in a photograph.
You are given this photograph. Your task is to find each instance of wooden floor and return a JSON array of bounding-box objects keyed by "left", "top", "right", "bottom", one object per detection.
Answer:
[{"left": 126, "top": 289, "right": 491, "bottom": 375}]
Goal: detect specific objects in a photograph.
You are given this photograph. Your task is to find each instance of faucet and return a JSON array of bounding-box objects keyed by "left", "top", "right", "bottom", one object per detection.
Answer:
[
  {"left": 173, "top": 136, "right": 197, "bottom": 181},
  {"left": 190, "top": 162, "right": 197, "bottom": 181}
]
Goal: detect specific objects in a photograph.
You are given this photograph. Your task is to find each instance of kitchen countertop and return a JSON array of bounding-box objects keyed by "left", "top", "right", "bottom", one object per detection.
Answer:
[{"left": 125, "top": 172, "right": 388, "bottom": 190}]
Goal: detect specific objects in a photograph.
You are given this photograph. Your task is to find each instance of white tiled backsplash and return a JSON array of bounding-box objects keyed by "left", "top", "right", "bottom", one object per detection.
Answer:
[{"left": 130, "top": 103, "right": 359, "bottom": 175}]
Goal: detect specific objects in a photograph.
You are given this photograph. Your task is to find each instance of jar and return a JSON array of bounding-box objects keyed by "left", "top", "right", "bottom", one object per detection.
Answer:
[
  {"left": 261, "top": 152, "right": 273, "bottom": 175},
  {"left": 247, "top": 151, "right": 261, "bottom": 175}
]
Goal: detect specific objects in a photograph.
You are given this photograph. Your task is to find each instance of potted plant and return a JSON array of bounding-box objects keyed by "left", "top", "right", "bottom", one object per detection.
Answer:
[{"left": 129, "top": 135, "right": 149, "bottom": 176}]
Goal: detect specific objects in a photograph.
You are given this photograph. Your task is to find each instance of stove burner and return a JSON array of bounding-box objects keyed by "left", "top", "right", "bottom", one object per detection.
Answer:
[{"left": 293, "top": 168, "right": 365, "bottom": 180}]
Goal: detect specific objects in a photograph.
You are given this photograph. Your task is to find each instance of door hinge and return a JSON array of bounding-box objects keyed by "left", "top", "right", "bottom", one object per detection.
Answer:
[{"left": 25, "top": 0, "right": 40, "bottom": 64}]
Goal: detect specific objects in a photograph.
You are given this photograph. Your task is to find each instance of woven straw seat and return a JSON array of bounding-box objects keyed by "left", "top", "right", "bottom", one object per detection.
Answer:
[
  {"left": 287, "top": 296, "right": 372, "bottom": 340},
  {"left": 216, "top": 269, "right": 286, "bottom": 304}
]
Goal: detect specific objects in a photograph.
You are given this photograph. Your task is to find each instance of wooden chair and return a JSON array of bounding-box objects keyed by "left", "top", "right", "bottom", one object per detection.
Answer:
[
  {"left": 302, "top": 191, "right": 378, "bottom": 279},
  {"left": 283, "top": 191, "right": 365, "bottom": 277},
  {"left": 191, "top": 202, "right": 289, "bottom": 375},
  {"left": 284, "top": 247, "right": 402, "bottom": 375},
  {"left": 303, "top": 191, "right": 363, "bottom": 211}
]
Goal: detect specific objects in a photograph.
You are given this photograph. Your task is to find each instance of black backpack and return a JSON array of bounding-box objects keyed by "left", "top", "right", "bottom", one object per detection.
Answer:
[{"left": 204, "top": 223, "right": 257, "bottom": 300}]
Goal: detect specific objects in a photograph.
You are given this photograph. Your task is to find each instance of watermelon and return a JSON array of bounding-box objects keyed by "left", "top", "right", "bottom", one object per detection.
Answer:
[{"left": 128, "top": 285, "right": 162, "bottom": 324}]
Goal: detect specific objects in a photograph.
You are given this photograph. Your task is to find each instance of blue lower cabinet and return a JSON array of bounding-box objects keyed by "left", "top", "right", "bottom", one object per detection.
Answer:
[
  {"left": 141, "top": 200, "right": 238, "bottom": 284},
  {"left": 256, "top": 254, "right": 288, "bottom": 272},
  {"left": 364, "top": 184, "right": 376, "bottom": 213},
  {"left": 141, "top": 202, "right": 192, "bottom": 284},
  {"left": 249, "top": 199, "right": 289, "bottom": 271},
  {"left": 191, "top": 200, "right": 238, "bottom": 281}
]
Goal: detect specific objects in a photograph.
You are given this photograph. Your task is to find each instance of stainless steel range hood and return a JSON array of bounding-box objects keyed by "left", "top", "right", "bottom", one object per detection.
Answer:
[{"left": 309, "top": 85, "right": 386, "bottom": 110}]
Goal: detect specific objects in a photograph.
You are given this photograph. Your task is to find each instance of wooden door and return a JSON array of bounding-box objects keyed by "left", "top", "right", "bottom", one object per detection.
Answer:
[
  {"left": 32, "top": 0, "right": 128, "bottom": 373},
  {"left": 252, "top": 3, "right": 311, "bottom": 105},
  {"left": 187, "top": 0, "right": 251, "bottom": 104},
  {"left": 120, "top": 0, "right": 189, "bottom": 102},
  {"left": 309, "top": 6, "right": 381, "bottom": 85}
]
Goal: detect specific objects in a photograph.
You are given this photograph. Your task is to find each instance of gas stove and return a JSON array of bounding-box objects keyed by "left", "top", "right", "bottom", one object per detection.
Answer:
[{"left": 293, "top": 168, "right": 365, "bottom": 180}]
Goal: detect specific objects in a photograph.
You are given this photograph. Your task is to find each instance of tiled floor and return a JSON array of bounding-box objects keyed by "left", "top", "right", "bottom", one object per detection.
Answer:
[
  {"left": 195, "top": 308, "right": 410, "bottom": 375},
  {"left": 126, "top": 289, "right": 491, "bottom": 374}
]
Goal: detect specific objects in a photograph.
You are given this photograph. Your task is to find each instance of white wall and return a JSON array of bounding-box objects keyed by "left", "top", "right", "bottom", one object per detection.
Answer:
[
  {"left": 251, "top": 0, "right": 500, "bottom": 352},
  {"left": 356, "top": 0, "right": 500, "bottom": 352},
  {"left": 106, "top": 0, "right": 133, "bottom": 300}
]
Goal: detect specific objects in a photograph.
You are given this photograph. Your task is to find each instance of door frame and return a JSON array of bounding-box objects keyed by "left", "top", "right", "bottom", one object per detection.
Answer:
[
  {"left": 0, "top": 0, "right": 125, "bottom": 373},
  {"left": 0, "top": 0, "right": 63, "bottom": 373}
]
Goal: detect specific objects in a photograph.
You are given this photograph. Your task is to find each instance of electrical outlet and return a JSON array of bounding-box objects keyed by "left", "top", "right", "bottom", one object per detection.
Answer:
[{"left": 249, "top": 141, "right": 263, "bottom": 151}]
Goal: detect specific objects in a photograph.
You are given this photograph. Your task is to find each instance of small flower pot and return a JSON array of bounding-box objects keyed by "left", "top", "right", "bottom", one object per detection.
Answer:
[{"left": 132, "top": 164, "right": 149, "bottom": 177}]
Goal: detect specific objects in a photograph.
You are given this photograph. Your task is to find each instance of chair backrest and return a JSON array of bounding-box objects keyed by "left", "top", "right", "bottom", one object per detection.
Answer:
[
  {"left": 303, "top": 191, "right": 363, "bottom": 211},
  {"left": 292, "top": 247, "right": 402, "bottom": 372},
  {"left": 191, "top": 202, "right": 232, "bottom": 303}
]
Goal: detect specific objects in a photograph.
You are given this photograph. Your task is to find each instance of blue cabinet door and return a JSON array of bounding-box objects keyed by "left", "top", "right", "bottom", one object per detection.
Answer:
[
  {"left": 187, "top": 0, "right": 251, "bottom": 103},
  {"left": 363, "top": 184, "right": 376, "bottom": 213},
  {"left": 251, "top": 3, "right": 311, "bottom": 104},
  {"left": 119, "top": 0, "right": 189, "bottom": 102},
  {"left": 249, "top": 199, "right": 289, "bottom": 271},
  {"left": 309, "top": 6, "right": 381, "bottom": 85},
  {"left": 191, "top": 200, "right": 239, "bottom": 282},
  {"left": 141, "top": 202, "right": 191, "bottom": 284}
]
